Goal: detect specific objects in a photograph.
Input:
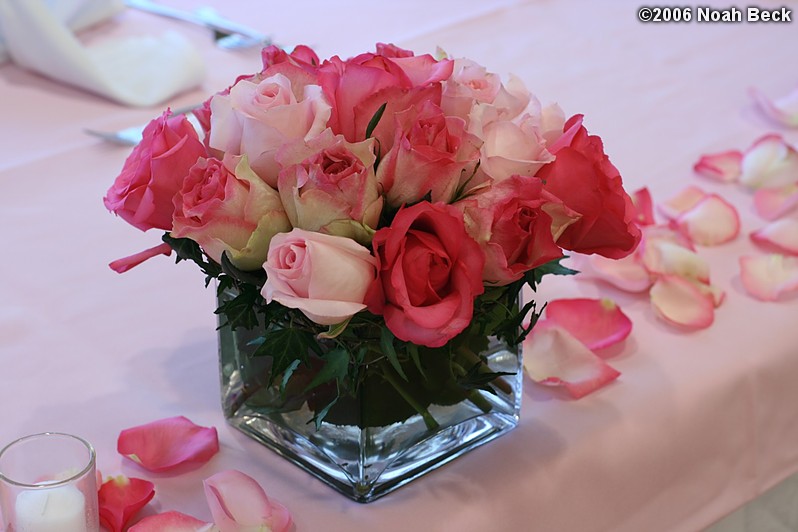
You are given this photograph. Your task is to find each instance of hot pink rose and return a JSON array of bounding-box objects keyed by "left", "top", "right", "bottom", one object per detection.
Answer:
[
  {"left": 318, "top": 46, "right": 453, "bottom": 151},
  {"left": 458, "top": 175, "right": 565, "bottom": 285},
  {"left": 376, "top": 100, "right": 481, "bottom": 207},
  {"left": 366, "top": 202, "right": 485, "bottom": 347},
  {"left": 537, "top": 115, "right": 642, "bottom": 258},
  {"left": 277, "top": 132, "right": 382, "bottom": 243},
  {"left": 172, "top": 156, "right": 291, "bottom": 271},
  {"left": 104, "top": 111, "right": 206, "bottom": 231},
  {"left": 209, "top": 73, "right": 331, "bottom": 187},
  {"left": 262, "top": 229, "right": 377, "bottom": 325}
]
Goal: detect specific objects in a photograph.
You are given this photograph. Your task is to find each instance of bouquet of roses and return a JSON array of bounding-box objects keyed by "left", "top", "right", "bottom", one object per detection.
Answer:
[{"left": 105, "top": 43, "right": 640, "bottom": 429}]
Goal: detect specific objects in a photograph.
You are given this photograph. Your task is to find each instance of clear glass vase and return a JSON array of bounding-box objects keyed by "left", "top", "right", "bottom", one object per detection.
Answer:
[{"left": 217, "top": 296, "right": 523, "bottom": 503}]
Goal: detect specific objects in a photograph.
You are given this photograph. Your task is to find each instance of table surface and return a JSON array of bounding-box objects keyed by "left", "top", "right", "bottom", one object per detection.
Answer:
[{"left": 2, "top": 1, "right": 797, "bottom": 531}]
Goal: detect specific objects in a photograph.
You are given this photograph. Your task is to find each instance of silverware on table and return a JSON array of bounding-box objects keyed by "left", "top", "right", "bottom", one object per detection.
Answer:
[
  {"left": 124, "top": 0, "right": 271, "bottom": 50},
  {"left": 84, "top": 105, "right": 203, "bottom": 146}
]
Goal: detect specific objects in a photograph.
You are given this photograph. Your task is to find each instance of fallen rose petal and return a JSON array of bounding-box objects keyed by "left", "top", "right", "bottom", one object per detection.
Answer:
[
  {"left": 642, "top": 240, "right": 710, "bottom": 283},
  {"left": 740, "top": 254, "right": 798, "bottom": 301},
  {"left": 751, "top": 219, "right": 798, "bottom": 255},
  {"left": 128, "top": 511, "right": 216, "bottom": 532},
  {"left": 631, "top": 187, "right": 656, "bottom": 226},
  {"left": 109, "top": 243, "right": 172, "bottom": 273},
  {"left": 658, "top": 185, "right": 707, "bottom": 221},
  {"left": 576, "top": 253, "right": 653, "bottom": 293},
  {"left": 117, "top": 416, "right": 219, "bottom": 472},
  {"left": 675, "top": 194, "right": 740, "bottom": 246},
  {"left": 693, "top": 150, "right": 742, "bottom": 183},
  {"left": 740, "top": 134, "right": 798, "bottom": 190},
  {"left": 544, "top": 298, "right": 632, "bottom": 350},
  {"left": 750, "top": 86, "right": 798, "bottom": 128},
  {"left": 754, "top": 183, "right": 798, "bottom": 220},
  {"left": 204, "top": 470, "right": 292, "bottom": 532},
  {"left": 98, "top": 476, "right": 155, "bottom": 532},
  {"left": 522, "top": 322, "right": 620, "bottom": 399},
  {"left": 650, "top": 275, "right": 715, "bottom": 329}
]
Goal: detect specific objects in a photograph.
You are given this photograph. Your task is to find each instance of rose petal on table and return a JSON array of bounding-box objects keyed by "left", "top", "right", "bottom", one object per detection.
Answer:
[
  {"left": 740, "top": 254, "right": 798, "bottom": 301},
  {"left": 631, "top": 187, "right": 656, "bottom": 226},
  {"left": 754, "top": 183, "right": 798, "bottom": 220},
  {"left": 117, "top": 416, "right": 219, "bottom": 472},
  {"left": 750, "top": 86, "right": 798, "bottom": 128},
  {"left": 544, "top": 298, "right": 632, "bottom": 350},
  {"left": 642, "top": 240, "right": 710, "bottom": 283},
  {"left": 693, "top": 150, "right": 743, "bottom": 182},
  {"left": 658, "top": 185, "right": 707, "bottom": 221},
  {"left": 650, "top": 275, "right": 715, "bottom": 329},
  {"left": 109, "top": 242, "right": 173, "bottom": 273},
  {"left": 740, "top": 134, "right": 798, "bottom": 190},
  {"left": 576, "top": 253, "right": 653, "bottom": 292},
  {"left": 98, "top": 476, "right": 155, "bottom": 532},
  {"left": 750, "top": 219, "right": 798, "bottom": 255},
  {"left": 128, "top": 511, "right": 216, "bottom": 532},
  {"left": 523, "top": 322, "right": 621, "bottom": 399},
  {"left": 204, "top": 470, "right": 293, "bottom": 532},
  {"left": 674, "top": 194, "right": 740, "bottom": 246}
]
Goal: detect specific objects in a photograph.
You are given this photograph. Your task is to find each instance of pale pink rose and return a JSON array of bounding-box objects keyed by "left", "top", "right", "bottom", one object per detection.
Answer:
[
  {"left": 209, "top": 73, "right": 331, "bottom": 187},
  {"left": 478, "top": 113, "right": 555, "bottom": 183},
  {"left": 457, "top": 175, "right": 564, "bottom": 285},
  {"left": 172, "top": 156, "right": 292, "bottom": 271},
  {"left": 376, "top": 100, "right": 481, "bottom": 206},
  {"left": 463, "top": 73, "right": 531, "bottom": 138},
  {"left": 262, "top": 229, "right": 377, "bottom": 325},
  {"left": 104, "top": 111, "right": 206, "bottom": 231},
  {"left": 277, "top": 131, "right": 382, "bottom": 243},
  {"left": 441, "top": 58, "right": 503, "bottom": 121}
]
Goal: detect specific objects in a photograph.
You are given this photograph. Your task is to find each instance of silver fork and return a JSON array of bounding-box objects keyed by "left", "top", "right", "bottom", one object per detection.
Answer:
[
  {"left": 124, "top": 0, "right": 271, "bottom": 50},
  {"left": 85, "top": 105, "right": 203, "bottom": 146}
]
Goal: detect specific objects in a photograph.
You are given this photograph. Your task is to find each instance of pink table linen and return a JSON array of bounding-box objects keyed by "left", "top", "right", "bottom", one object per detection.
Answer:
[{"left": 1, "top": 1, "right": 797, "bottom": 530}]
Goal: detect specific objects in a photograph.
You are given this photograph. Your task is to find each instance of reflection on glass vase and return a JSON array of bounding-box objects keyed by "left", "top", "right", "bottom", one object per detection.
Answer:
[{"left": 217, "top": 294, "right": 523, "bottom": 503}]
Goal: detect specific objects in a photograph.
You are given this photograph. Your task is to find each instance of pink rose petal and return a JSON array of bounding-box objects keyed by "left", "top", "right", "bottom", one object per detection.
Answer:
[
  {"left": 740, "top": 254, "right": 798, "bottom": 301},
  {"left": 675, "top": 194, "right": 740, "bottom": 246},
  {"left": 578, "top": 253, "right": 653, "bottom": 293},
  {"left": 693, "top": 150, "right": 743, "bottom": 183},
  {"left": 544, "top": 298, "right": 632, "bottom": 350},
  {"left": 658, "top": 185, "right": 707, "bottom": 221},
  {"left": 523, "top": 322, "right": 621, "bottom": 399},
  {"left": 128, "top": 511, "right": 215, "bottom": 532},
  {"left": 650, "top": 275, "right": 715, "bottom": 329},
  {"left": 109, "top": 243, "right": 172, "bottom": 273},
  {"left": 204, "top": 470, "right": 292, "bottom": 532},
  {"left": 631, "top": 187, "right": 656, "bottom": 226},
  {"left": 750, "top": 219, "right": 798, "bottom": 255},
  {"left": 754, "top": 184, "right": 798, "bottom": 220},
  {"left": 750, "top": 86, "right": 798, "bottom": 128},
  {"left": 98, "top": 476, "right": 155, "bottom": 532},
  {"left": 740, "top": 134, "right": 798, "bottom": 190},
  {"left": 642, "top": 240, "right": 710, "bottom": 283},
  {"left": 117, "top": 416, "right": 219, "bottom": 472}
]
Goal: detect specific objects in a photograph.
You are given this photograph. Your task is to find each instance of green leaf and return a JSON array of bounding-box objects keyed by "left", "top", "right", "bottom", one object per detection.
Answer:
[
  {"left": 220, "top": 252, "right": 267, "bottom": 289},
  {"left": 280, "top": 359, "right": 302, "bottom": 395},
  {"left": 365, "top": 102, "right": 387, "bottom": 139},
  {"left": 304, "top": 348, "right": 349, "bottom": 392},
  {"left": 214, "top": 285, "right": 262, "bottom": 331},
  {"left": 407, "top": 343, "right": 427, "bottom": 380},
  {"left": 309, "top": 393, "right": 339, "bottom": 430},
  {"left": 380, "top": 327, "right": 407, "bottom": 381},
  {"left": 526, "top": 257, "right": 579, "bottom": 291},
  {"left": 457, "top": 361, "right": 514, "bottom": 396},
  {"left": 162, "top": 233, "right": 222, "bottom": 280},
  {"left": 317, "top": 318, "right": 351, "bottom": 340},
  {"left": 253, "top": 327, "right": 316, "bottom": 384}
]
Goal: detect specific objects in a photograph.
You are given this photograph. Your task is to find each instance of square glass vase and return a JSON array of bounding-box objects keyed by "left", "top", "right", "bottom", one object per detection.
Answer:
[{"left": 218, "top": 314, "right": 523, "bottom": 503}]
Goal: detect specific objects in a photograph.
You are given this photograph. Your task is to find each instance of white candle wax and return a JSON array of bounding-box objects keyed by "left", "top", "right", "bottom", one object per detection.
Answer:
[{"left": 14, "top": 484, "right": 87, "bottom": 532}]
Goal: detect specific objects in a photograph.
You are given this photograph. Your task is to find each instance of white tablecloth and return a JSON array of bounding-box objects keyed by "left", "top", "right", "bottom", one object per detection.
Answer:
[{"left": 2, "top": 1, "right": 797, "bottom": 530}]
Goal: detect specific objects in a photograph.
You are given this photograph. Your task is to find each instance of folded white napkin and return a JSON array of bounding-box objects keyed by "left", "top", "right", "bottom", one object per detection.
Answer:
[{"left": 0, "top": 0, "right": 205, "bottom": 107}]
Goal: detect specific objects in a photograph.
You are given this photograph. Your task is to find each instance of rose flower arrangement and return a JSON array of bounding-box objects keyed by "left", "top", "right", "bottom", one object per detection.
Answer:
[{"left": 105, "top": 43, "right": 640, "bottom": 499}]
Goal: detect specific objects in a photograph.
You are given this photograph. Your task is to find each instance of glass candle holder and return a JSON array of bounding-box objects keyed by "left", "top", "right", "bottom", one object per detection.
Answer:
[{"left": 0, "top": 432, "right": 99, "bottom": 532}]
